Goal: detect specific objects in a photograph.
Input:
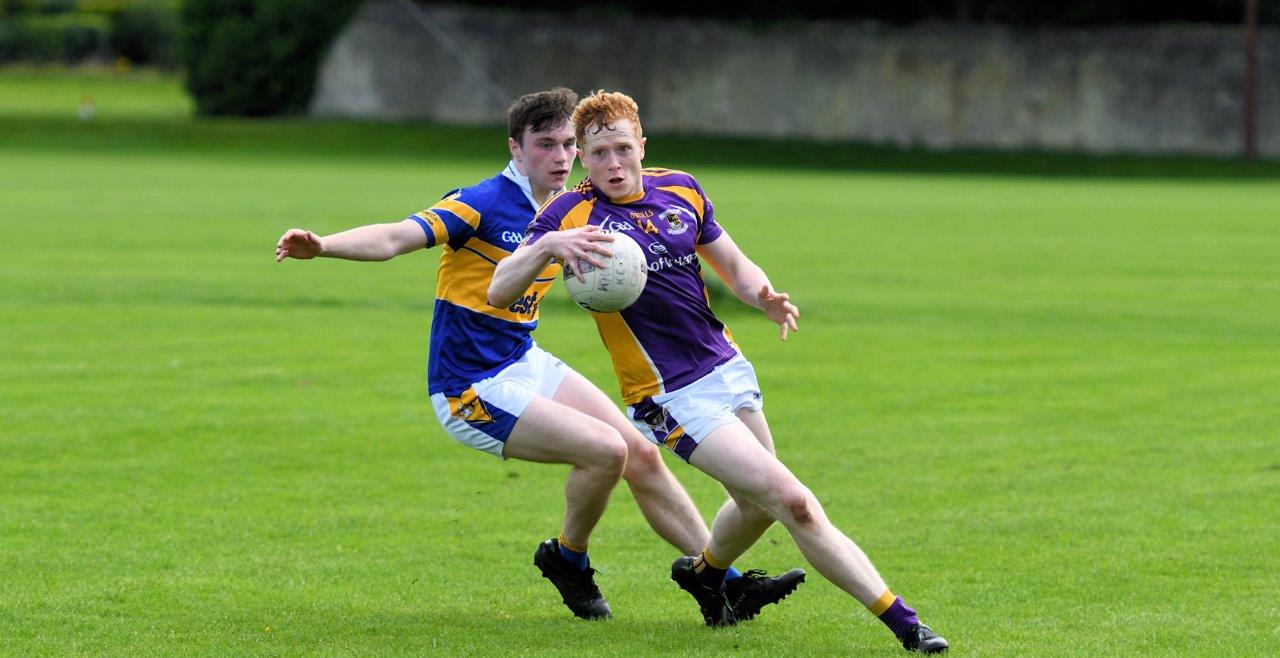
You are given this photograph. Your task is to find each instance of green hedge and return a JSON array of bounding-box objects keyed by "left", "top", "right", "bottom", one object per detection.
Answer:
[
  {"left": 180, "top": 0, "right": 362, "bottom": 117},
  {"left": 0, "top": 12, "right": 110, "bottom": 62},
  {"left": 0, "top": 1, "right": 178, "bottom": 66},
  {"left": 110, "top": 3, "right": 178, "bottom": 67}
]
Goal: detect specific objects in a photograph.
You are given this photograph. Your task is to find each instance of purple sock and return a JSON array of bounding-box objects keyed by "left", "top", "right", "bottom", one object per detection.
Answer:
[{"left": 878, "top": 597, "right": 920, "bottom": 639}]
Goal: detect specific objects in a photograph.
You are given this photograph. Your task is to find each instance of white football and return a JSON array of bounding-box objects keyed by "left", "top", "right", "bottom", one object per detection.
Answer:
[{"left": 563, "top": 231, "right": 648, "bottom": 313}]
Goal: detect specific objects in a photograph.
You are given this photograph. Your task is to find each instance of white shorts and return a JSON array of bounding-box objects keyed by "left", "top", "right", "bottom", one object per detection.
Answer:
[
  {"left": 430, "top": 344, "right": 569, "bottom": 458},
  {"left": 626, "top": 353, "right": 763, "bottom": 461}
]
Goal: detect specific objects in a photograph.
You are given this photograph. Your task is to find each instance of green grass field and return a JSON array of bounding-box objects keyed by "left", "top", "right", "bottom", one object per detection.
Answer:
[{"left": 2, "top": 68, "right": 1278, "bottom": 656}]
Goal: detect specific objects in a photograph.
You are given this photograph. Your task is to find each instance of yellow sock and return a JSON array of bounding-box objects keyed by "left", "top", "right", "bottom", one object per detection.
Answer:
[
  {"left": 557, "top": 532, "right": 587, "bottom": 554},
  {"left": 869, "top": 589, "right": 896, "bottom": 616}
]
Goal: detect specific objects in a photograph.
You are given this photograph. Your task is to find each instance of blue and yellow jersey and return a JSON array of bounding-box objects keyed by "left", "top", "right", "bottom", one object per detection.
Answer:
[
  {"left": 408, "top": 166, "right": 560, "bottom": 396},
  {"left": 525, "top": 168, "right": 738, "bottom": 404}
]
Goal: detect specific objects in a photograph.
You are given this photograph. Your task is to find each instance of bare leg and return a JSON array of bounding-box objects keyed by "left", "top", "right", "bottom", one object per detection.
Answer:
[
  {"left": 702, "top": 488, "right": 775, "bottom": 563},
  {"left": 688, "top": 414, "right": 888, "bottom": 606},
  {"left": 502, "top": 394, "right": 628, "bottom": 548},
  {"left": 698, "top": 409, "right": 780, "bottom": 560},
  {"left": 551, "top": 370, "right": 712, "bottom": 554}
]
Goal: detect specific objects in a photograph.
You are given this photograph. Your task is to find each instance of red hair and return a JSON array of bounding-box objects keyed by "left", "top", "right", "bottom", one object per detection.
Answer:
[{"left": 571, "top": 90, "right": 643, "bottom": 144}]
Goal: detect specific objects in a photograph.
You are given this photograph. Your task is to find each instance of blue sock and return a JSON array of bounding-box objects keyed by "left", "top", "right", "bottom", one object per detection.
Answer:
[
  {"left": 724, "top": 566, "right": 743, "bottom": 582},
  {"left": 558, "top": 538, "right": 589, "bottom": 571}
]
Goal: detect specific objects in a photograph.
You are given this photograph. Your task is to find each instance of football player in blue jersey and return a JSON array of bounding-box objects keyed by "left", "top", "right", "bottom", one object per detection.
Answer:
[{"left": 274, "top": 88, "right": 803, "bottom": 622}]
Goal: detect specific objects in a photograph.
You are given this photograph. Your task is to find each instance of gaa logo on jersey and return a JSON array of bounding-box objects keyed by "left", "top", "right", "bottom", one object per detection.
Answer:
[
  {"left": 660, "top": 208, "right": 691, "bottom": 235},
  {"left": 602, "top": 217, "right": 635, "bottom": 233}
]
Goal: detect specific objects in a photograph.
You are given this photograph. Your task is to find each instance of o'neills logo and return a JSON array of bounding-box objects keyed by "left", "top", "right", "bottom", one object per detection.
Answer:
[
  {"left": 630, "top": 209, "right": 654, "bottom": 220},
  {"left": 415, "top": 210, "right": 443, "bottom": 227}
]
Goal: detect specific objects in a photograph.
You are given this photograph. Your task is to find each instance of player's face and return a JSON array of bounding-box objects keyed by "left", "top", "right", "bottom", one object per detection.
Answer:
[
  {"left": 509, "top": 120, "right": 576, "bottom": 196},
  {"left": 578, "top": 118, "right": 646, "bottom": 200}
]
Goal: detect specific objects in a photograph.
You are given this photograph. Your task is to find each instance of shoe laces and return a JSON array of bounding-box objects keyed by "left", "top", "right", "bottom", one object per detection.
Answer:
[
  {"left": 731, "top": 570, "right": 772, "bottom": 594},
  {"left": 567, "top": 567, "right": 603, "bottom": 598}
]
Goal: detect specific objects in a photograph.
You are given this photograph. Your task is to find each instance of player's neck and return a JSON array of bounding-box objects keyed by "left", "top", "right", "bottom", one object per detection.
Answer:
[
  {"left": 505, "top": 159, "right": 563, "bottom": 208},
  {"left": 609, "top": 188, "right": 644, "bottom": 203},
  {"left": 530, "top": 185, "right": 558, "bottom": 207}
]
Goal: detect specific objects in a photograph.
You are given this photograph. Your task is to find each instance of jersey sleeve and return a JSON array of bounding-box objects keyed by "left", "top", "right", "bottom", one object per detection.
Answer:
[
  {"left": 523, "top": 192, "right": 571, "bottom": 247},
  {"left": 406, "top": 187, "right": 485, "bottom": 249},
  {"left": 691, "top": 177, "right": 723, "bottom": 245}
]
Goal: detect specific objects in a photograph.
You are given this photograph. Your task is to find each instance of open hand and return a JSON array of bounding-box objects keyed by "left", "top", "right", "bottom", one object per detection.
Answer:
[
  {"left": 276, "top": 229, "right": 323, "bottom": 262},
  {"left": 759, "top": 284, "right": 799, "bottom": 341}
]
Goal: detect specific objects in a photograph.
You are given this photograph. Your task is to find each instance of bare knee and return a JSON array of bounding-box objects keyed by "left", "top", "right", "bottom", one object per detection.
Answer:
[
  {"left": 583, "top": 424, "right": 628, "bottom": 476},
  {"left": 621, "top": 440, "right": 665, "bottom": 481},
  {"left": 773, "top": 484, "right": 818, "bottom": 528},
  {"left": 786, "top": 494, "right": 815, "bottom": 526}
]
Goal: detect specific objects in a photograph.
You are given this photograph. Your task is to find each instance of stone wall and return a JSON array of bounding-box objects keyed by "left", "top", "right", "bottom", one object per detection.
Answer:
[{"left": 311, "top": 0, "right": 1280, "bottom": 157}]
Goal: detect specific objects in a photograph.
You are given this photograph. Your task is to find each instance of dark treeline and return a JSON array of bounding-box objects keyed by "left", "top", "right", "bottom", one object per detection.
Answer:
[{"left": 457, "top": 0, "right": 1277, "bottom": 25}]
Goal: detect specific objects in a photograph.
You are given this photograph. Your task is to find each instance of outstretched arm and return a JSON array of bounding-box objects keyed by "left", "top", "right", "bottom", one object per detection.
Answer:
[
  {"left": 697, "top": 231, "right": 800, "bottom": 341},
  {"left": 488, "top": 226, "right": 615, "bottom": 308},
  {"left": 275, "top": 220, "right": 428, "bottom": 263}
]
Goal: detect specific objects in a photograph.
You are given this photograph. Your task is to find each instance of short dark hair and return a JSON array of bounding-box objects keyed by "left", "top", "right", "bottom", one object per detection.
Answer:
[{"left": 508, "top": 87, "right": 577, "bottom": 145}]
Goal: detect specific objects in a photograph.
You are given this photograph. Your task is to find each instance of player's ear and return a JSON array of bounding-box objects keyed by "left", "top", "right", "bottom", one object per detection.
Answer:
[
  {"left": 508, "top": 136, "right": 521, "bottom": 159},
  {"left": 638, "top": 136, "right": 646, "bottom": 160}
]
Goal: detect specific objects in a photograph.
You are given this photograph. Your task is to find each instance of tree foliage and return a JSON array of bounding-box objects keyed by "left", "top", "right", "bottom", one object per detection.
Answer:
[{"left": 180, "top": 0, "right": 362, "bottom": 116}]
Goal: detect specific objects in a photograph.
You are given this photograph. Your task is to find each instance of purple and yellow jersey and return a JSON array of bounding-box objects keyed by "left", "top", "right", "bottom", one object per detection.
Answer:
[
  {"left": 409, "top": 166, "right": 560, "bottom": 396},
  {"left": 525, "top": 168, "right": 738, "bottom": 404}
]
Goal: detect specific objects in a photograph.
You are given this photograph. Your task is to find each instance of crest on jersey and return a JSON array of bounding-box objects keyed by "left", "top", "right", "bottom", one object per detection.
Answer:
[
  {"left": 641, "top": 406, "right": 677, "bottom": 434},
  {"left": 660, "top": 208, "right": 691, "bottom": 235},
  {"left": 448, "top": 388, "right": 492, "bottom": 424}
]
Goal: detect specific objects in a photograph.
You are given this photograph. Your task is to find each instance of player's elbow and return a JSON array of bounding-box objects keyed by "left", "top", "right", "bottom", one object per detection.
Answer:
[
  {"left": 378, "top": 236, "right": 415, "bottom": 261},
  {"left": 359, "top": 239, "right": 399, "bottom": 262},
  {"left": 386, "top": 233, "right": 426, "bottom": 260},
  {"left": 486, "top": 276, "right": 517, "bottom": 309},
  {"left": 487, "top": 288, "right": 512, "bottom": 309}
]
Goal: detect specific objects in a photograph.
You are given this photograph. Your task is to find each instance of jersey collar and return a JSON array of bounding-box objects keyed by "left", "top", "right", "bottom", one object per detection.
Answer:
[{"left": 502, "top": 160, "right": 564, "bottom": 212}]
